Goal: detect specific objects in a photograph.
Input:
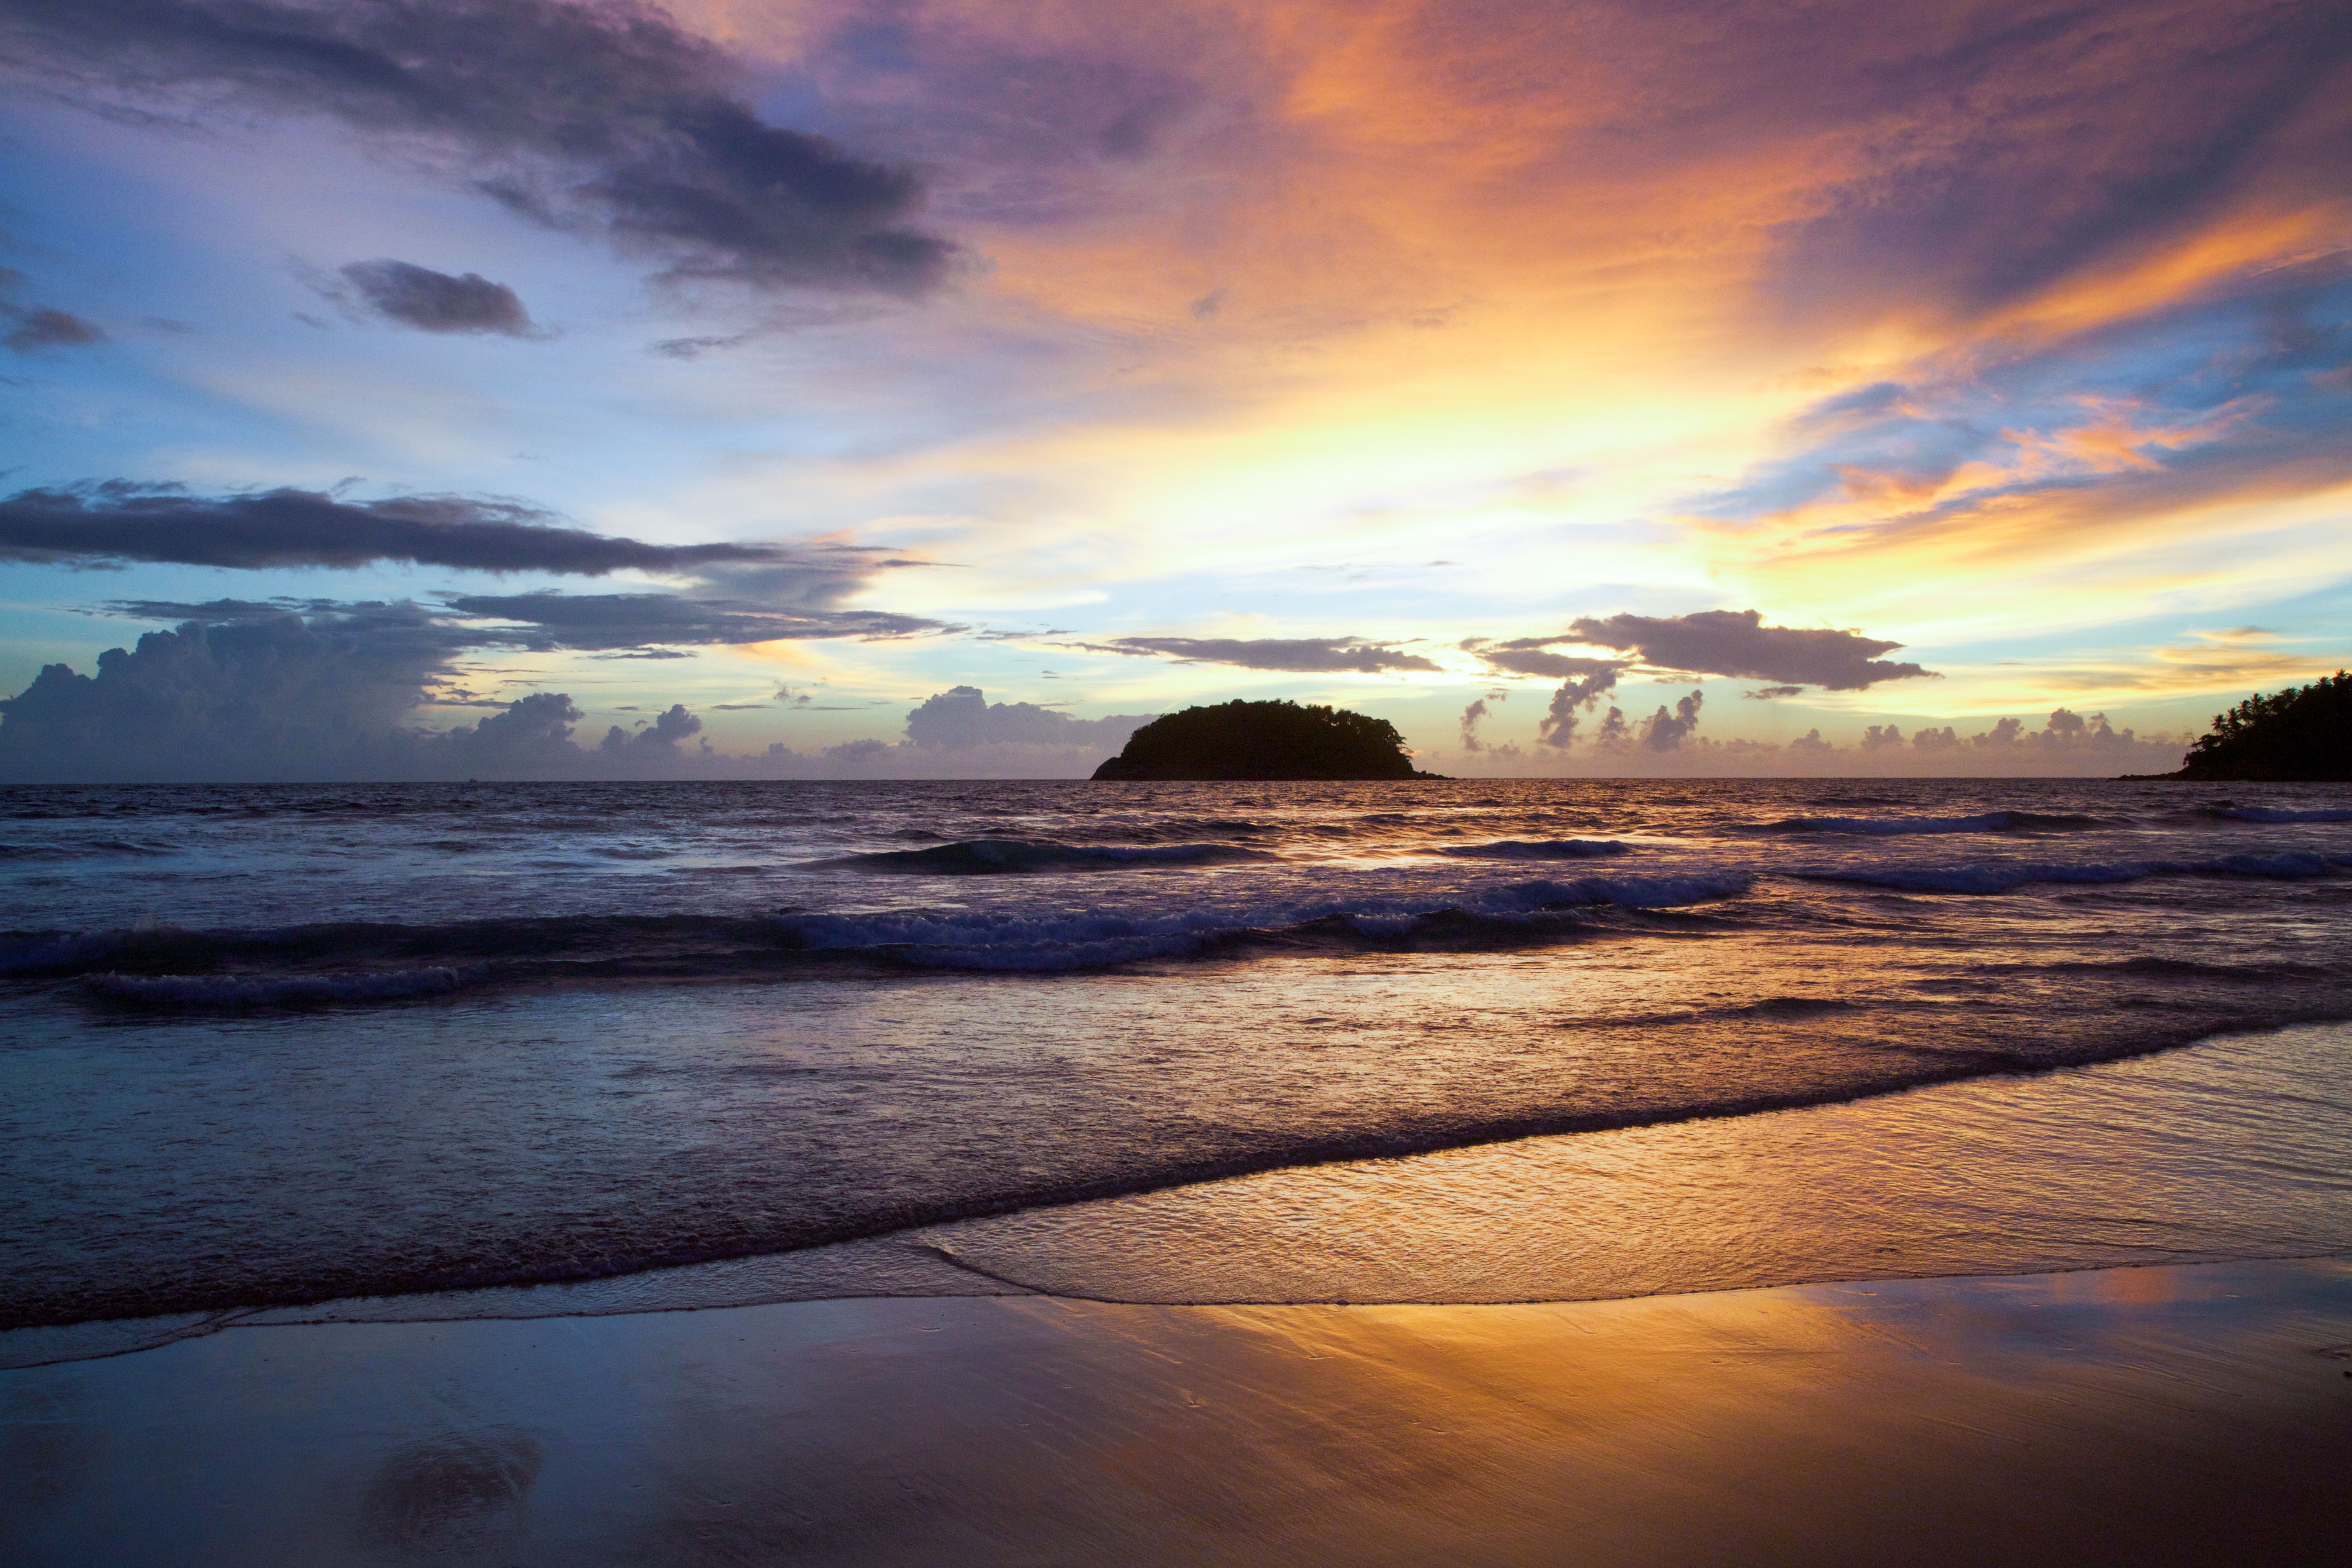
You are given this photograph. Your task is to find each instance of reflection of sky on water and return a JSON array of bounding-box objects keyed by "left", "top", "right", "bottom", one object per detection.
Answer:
[{"left": 937, "top": 1022, "right": 2352, "bottom": 1305}]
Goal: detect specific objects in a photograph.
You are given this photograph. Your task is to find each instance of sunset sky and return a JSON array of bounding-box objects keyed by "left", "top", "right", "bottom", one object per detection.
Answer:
[{"left": 1, "top": 0, "right": 2347, "bottom": 777}]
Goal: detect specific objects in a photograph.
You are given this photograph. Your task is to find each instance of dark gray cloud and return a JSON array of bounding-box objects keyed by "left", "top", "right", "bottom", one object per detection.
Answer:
[
  {"left": 1479, "top": 646, "right": 1625, "bottom": 681},
  {"left": 0, "top": 482, "right": 835, "bottom": 577},
  {"left": 0, "top": 0, "right": 952, "bottom": 292},
  {"left": 903, "top": 685, "right": 1150, "bottom": 750},
  {"left": 1743, "top": 685, "right": 1805, "bottom": 700},
  {"left": 1565, "top": 610, "right": 1934, "bottom": 691},
  {"left": 443, "top": 591, "right": 948, "bottom": 650},
  {"left": 4, "top": 306, "right": 106, "bottom": 353},
  {"left": 105, "top": 588, "right": 946, "bottom": 653},
  {"left": 0, "top": 267, "right": 106, "bottom": 353},
  {"left": 338, "top": 259, "right": 539, "bottom": 335},
  {"left": 1085, "top": 636, "right": 1442, "bottom": 673}
]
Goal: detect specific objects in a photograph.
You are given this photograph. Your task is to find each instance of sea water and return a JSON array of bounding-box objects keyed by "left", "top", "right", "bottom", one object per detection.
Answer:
[{"left": 5, "top": 778, "right": 2351, "bottom": 1354}]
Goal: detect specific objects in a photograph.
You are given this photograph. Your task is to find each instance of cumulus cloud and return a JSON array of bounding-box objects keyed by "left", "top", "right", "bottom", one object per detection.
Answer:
[
  {"left": 599, "top": 701, "right": 701, "bottom": 756},
  {"left": 0, "top": 603, "right": 466, "bottom": 780},
  {"left": 0, "top": 482, "right": 846, "bottom": 576},
  {"left": 1457, "top": 689, "right": 1507, "bottom": 752},
  {"left": 0, "top": 0, "right": 953, "bottom": 292},
  {"left": 337, "top": 259, "right": 541, "bottom": 335},
  {"left": 1536, "top": 667, "right": 1620, "bottom": 749},
  {"left": 1447, "top": 702, "right": 2192, "bottom": 779},
  {"left": 1633, "top": 689, "right": 1705, "bottom": 751},
  {"left": 1565, "top": 609, "right": 1934, "bottom": 690},
  {"left": 903, "top": 685, "right": 1150, "bottom": 750},
  {"left": 1083, "top": 635, "right": 1441, "bottom": 673},
  {"left": 0, "top": 602, "right": 1136, "bottom": 781}
]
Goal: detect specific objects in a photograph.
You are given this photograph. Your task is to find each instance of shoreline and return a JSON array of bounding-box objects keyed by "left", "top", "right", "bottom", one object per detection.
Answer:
[
  {"left": 11, "top": 1015, "right": 2351, "bottom": 1360},
  {"left": 6, "top": 1255, "right": 2349, "bottom": 1565}
]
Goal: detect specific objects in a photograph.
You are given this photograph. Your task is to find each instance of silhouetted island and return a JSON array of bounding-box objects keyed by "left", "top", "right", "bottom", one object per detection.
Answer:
[
  {"left": 2130, "top": 671, "right": 2352, "bottom": 781},
  {"left": 1092, "top": 699, "right": 1444, "bottom": 780}
]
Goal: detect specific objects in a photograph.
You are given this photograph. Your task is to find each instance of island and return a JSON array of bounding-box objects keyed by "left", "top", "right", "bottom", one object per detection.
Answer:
[
  {"left": 2131, "top": 670, "right": 2352, "bottom": 781},
  {"left": 1091, "top": 699, "right": 1445, "bottom": 780}
]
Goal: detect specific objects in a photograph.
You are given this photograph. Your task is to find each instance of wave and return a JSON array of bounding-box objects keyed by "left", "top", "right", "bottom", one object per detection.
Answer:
[
  {"left": 1439, "top": 838, "right": 1632, "bottom": 860},
  {"left": 1745, "top": 810, "right": 2109, "bottom": 837},
  {"left": 88, "top": 967, "right": 474, "bottom": 1006},
  {"left": 1793, "top": 850, "right": 2349, "bottom": 895},
  {"left": 3, "top": 872, "right": 1755, "bottom": 1001},
  {"left": 0, "top": 838, "right": 178, "bottom": 860},
  {"left": 2201, "top": 805, "right": 2352, "bottom": 824},
  {"left": 812, "top": 838, "right": 1277, "bottom": 874}
]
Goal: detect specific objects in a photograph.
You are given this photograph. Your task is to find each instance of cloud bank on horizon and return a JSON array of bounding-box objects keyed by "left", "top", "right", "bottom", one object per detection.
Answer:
[{"left": 0, "top": 0, "right": 2345, "bottom": 778}]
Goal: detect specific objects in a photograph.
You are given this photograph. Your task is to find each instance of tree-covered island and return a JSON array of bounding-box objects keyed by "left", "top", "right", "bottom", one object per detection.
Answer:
[{"left": 1092, "top": 699, "right": 1444, "bottom": 780}]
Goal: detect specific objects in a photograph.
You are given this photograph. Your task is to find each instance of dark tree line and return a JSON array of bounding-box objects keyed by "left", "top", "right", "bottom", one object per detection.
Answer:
[{"left": 2179, "top": 671, "right": 2352, "bottom": 780}]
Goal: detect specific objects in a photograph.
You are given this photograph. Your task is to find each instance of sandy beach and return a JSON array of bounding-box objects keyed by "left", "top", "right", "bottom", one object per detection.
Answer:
[{"left": 6, "top": 1254, "right": 2348, "bottom": 1566}]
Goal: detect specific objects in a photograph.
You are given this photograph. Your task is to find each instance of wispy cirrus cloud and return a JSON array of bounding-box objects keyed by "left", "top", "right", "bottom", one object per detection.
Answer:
[
  {"left": 1077, "top": 635, "right": 1441, "bottom": 673},
  {"left": 443, "top": 591, "right": 949, "bottom": 649},
  {"left": 1691, "top": 263, "right": 2352, "bottom": 598}
]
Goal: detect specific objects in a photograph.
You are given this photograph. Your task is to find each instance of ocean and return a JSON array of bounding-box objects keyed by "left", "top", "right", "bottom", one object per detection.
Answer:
[{"left": 6, "top": 777, "right": 2352, "bottom": 1363}]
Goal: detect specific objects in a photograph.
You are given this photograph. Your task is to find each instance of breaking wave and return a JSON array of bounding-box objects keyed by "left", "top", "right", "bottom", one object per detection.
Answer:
[
  {"left": 2202, "top": 805, "right": 2352, "bottom": 825},
  {"left": 1439, "top": 838, "right": 1632, "bottom": 860},
  {"left": 1794, "top": 850, "right": 2350, "bottom": 895},
  {"left": 812, "top": 838, "right": 1277, "bottom": 873},
  {"left": 5, "top": 871, "right": 1756, "bottom": 1002},
  {"left": 1744, "top": 811, "right": 2109, "bottom": 836}
]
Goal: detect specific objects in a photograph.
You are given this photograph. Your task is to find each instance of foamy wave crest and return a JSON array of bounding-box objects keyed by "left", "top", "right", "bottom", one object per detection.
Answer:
[
  {"left": 87, "top": 967, "right": 474, "bottom": 1006},
  {"left": 1440, "top": 838, "right": 1632, "bottom": 860},
  {"left": 2204, "top": 806, "right": 2352, "bottom": 824},
  {"left": 813, "top": 838, "right": 1276, "bottom": 874},
  {"left": 1748, "top": 811, "right": 2107, "bottom": 837},
  {"left": 791, "top": 871, "right": 1754, "bottom": 971},
  {"left": 1795, "top": 850, "right": 2347, "bottom": 895},
  {"left": 8, "top": 872, "right": 1759, "bottom": 995}
]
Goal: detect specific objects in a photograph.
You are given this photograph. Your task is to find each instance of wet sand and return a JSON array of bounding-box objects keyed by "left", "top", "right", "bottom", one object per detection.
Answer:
[{"left": 6, "top": 1256, "right": 2349, "bottom": 1566}]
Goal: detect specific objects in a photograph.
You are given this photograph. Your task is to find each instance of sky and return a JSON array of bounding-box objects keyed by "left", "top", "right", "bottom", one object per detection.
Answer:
[{"left": 0, "top": 0, "right": 2347, "bottom": 780}]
